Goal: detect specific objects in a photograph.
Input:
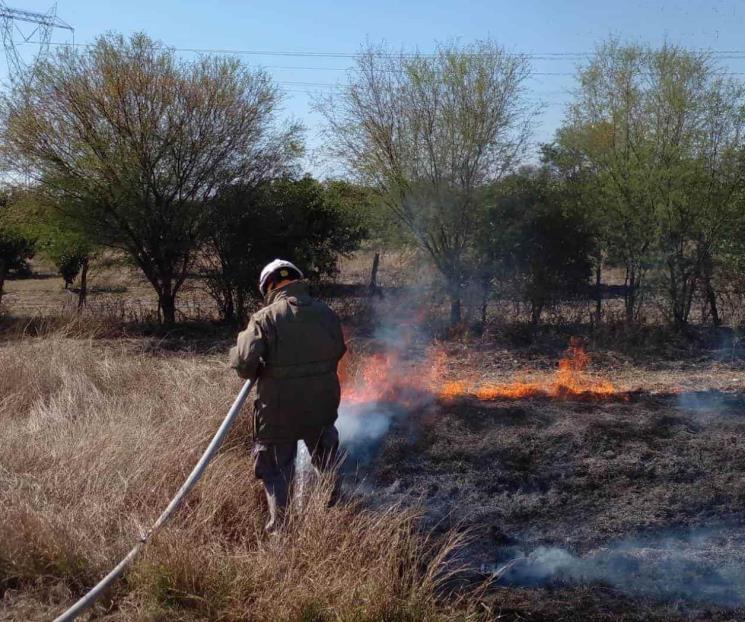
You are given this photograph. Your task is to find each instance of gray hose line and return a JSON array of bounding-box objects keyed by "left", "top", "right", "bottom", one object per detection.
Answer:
[{"left": 52, "top": 378, "right": 255, "bottom": 622}]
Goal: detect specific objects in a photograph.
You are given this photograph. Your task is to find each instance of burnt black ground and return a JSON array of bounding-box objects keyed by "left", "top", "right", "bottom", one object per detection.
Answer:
[{"left": 350, "top": 383, "right": 745, "bottom": 620}]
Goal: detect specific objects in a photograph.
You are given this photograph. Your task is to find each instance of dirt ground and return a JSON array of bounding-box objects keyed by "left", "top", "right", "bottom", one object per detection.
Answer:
[
  {"left": 0, "top": 251, "right": 641, "bottom": 328},
  {"left": 1, "top": 260, "right": 211, "bottom": 322}
]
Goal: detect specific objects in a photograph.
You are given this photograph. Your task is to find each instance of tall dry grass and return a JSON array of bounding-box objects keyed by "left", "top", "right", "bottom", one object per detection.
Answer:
[{"left": 0, "top": 330, "right": 479, "bottom": 621}]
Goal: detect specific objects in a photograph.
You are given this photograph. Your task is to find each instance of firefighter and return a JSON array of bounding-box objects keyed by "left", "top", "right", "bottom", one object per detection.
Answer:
[{"left": 229, "top": 259, "right": 346, "bottom": 533}]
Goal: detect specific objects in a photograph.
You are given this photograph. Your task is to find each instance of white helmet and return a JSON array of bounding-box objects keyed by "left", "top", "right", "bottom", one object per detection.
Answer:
[{"left": 259, "top": 259, "right": 304, "bottom": 296}]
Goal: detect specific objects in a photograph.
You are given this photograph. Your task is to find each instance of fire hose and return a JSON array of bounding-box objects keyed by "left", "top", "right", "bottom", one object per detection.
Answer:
[{"left": 52, "top": 378, "right": 255, "bottom": 622}]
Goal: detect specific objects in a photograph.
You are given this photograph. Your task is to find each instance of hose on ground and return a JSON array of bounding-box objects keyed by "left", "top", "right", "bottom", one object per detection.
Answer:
[{"left": 52, "top": 378, "right": 255, "bottom": 622}]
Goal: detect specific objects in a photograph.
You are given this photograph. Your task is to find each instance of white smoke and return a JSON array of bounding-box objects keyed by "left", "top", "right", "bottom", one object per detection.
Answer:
[
  {"left": 336, "top": 405, "right": 395, "bottom": 452},
  {"left": 332, "top": 288, "right": 440, "bottom": 468},
  {"left": 485, "top": 525, "right": 745, "bottom": 607},
  {"left": 335, "top": 402, "right": 411, "bottom": 468}
]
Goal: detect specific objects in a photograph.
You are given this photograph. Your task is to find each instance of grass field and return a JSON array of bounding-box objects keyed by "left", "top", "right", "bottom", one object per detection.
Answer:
[
  {"left": 2, "top": 258, "right": 745, "bottom": 621},
  {"left": 0, "top": 333, "right": 480, "bottom": 621}
]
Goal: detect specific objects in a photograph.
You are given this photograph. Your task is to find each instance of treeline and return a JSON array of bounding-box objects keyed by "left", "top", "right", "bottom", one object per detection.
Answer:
[
  {"left": 0, "top": 35, "right": 365, "bottom": 324},
  {"left": 2, "top": 34, "right": 745, "bottom": 329},
  {"left": 319, "top": 39, "right": 745, "bottom": 329}
]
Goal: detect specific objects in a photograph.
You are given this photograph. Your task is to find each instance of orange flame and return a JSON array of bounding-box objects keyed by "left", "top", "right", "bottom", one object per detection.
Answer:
[{"left": 341, "top": 338, "right": 617, "bottom": 406}]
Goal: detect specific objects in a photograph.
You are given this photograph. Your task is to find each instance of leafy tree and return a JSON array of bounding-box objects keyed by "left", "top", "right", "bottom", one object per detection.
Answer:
[
  {"left": 44, "top": 234, "right": 93, "bottom": 309},
  {"left": 480, "top": 168, "right": 595, "bottom": 325},
  {"left": 0, "top": 33, "right": 300, "bottom": 325},
  {"left": 323, "top": 180, "right": 408, "bottom": 298},
  {"left": 325, "top": 179, "right": 410, "bottom": 249},
  {"left": 56, "top": 250, "right": 87, "bottom": 289},
  {"left": 554, "top": 43, "right": 657, "bottom": 323},
  {"left": 0, "top": 194, "right": 34, "bottom": 310},
  {"left": 7, "top": 189, "right": 95, "bottom": 309},
  {"left": 557, "top": 41, "right": 745, "bottom": 327},
  {"left": 204, "top": 176, "right": 366, "bottom": 323},
  {"left": 541, "top": 141, "right": 608, "bottom": 322},
  {"left": 318, "top": 40, "right": 535, "bottom": 326},
  {"left": 0, "top": 233, "right": 34, "bottom": 309},
  {"left": 643, "top": 49, "right": 745, "bottom": 327}
]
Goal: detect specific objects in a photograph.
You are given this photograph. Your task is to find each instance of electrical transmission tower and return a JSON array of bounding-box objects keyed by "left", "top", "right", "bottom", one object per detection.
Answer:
[{"left": 0, "top": 2, "right": 73, "bottom": 82}]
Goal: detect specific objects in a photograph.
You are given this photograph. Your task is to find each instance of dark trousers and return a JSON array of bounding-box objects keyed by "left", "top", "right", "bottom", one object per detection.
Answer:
[{"left": 253, "top": 425, "right": 340, "bottom": 533}]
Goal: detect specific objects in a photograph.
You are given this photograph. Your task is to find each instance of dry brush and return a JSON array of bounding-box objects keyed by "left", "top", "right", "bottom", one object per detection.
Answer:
[{"left": 0, "top": 331, "right": 478, "bottom": 621}]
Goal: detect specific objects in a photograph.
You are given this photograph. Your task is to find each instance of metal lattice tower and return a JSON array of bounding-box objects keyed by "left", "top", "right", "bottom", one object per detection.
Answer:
[{"left": 0, "top": 2, "right": 73, "bottom": 82}]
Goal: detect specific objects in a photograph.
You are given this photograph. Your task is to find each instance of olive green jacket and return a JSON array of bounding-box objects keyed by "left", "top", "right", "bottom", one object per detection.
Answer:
[{"left": 229, "top": 281, "right": 346, "bottom": 443}]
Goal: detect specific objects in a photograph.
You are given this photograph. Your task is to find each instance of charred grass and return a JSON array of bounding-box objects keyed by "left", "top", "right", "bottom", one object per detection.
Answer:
[
  {"left": 368, "top": 342, "right": 745, "bottom": 620},
  {"left": 403, "top": 393, "right": 745, "bottom": 542}
]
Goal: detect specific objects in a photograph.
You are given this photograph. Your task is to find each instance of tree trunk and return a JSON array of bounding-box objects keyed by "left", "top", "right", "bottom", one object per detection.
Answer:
[
  {"left": 530, "top": 299, "right": 543, "bottom": 326},
  {"left": 594, "top": 260, "right": 602, "bottom": 323},
  {"left": 701, "top": 252, "right": 720, "bottom": 327},
  {"left": 705, "top": 280, "right": 720, "bottom": 327},
  {"left": 368, "top": 251, "right": 383, "bottom": 298},
  {"left": 625, "top": 268, "right": 633, "bottom": 324},
  {"left": 449, "top": 292, "right": 462, "bottom": 327},
  {"left": 682, "top": 272, "right": 696, "bottom": 327},
  {"left": 480, "top": 282, "right": 489, "bottom": 327},
  {"left": 77, "top": 257, "right": 89, "bottom": 311},
  {"left": 221, "top": 286, "right": 235, "bottom": 323},
  {"left": 159, "top": 290, "right": 177, "bottom": 326},
  {"left": 667, "top": 257, "right": 696, "bottom": 330},
  {"left": 667, "top": 258, "right": 683, "bottom": 328},
  {"left": 624, "top": 263, "right": 638, "bottom": 325},
  {"left": 0, "top": 258, "right": 6, "bottom": 310}
]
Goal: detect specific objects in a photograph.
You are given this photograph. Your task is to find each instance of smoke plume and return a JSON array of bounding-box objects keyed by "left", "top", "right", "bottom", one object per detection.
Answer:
[
  {"left": 334, "top": 291, "right": 438, "bottom": 468},
  {"left": 486, "top": 525, "right": 745, "bottom": 607}
]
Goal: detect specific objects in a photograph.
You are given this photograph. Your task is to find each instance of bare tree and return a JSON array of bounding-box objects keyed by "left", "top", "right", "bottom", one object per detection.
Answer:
[
  {"left": 1, "top": 33, "right": 300, "bottom": 324},
  {"left": 317, "top": 41, "right": 535, "bottom": 325}
]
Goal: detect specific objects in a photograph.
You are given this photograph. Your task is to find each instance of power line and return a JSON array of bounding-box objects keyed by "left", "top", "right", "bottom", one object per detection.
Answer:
[
  {"left": 278, "top": 80, "right": 571, "bottom": 96},
  {"left": 9, "top": 40, "right": 745, "bottom": 93},
  {"left": 27, "top": 39, "right": 745, "bottom": 61},
  {"left": 14, "top": 41, "right": 745, "bottom": 82},
  {"left": 273, "top": 67, "right": 745, "bottom": 77}
]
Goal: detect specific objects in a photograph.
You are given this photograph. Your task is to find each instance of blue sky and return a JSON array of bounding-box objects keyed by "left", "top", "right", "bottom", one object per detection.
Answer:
[{"left": 4, "top": 0, "right": 745, "bottom": 175}]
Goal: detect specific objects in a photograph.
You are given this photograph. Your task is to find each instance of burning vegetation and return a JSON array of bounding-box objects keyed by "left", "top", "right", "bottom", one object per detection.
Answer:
[
  {"left": 333, "top": 331, "right": 745, "bottom": 620},
  {"left": 2, "top": 321, "right": 745, "bottom": 621},
  {"left": 340, "top": 337, "right": 619, "bottom": 407}
]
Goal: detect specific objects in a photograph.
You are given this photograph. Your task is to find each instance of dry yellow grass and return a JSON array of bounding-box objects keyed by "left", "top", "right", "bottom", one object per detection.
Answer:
[
  {"left": 2, "top": 256, "right": 215, "bottom": 323},
  {"left": 0, "top": 330, "right": 479, "bottom": 621}
]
